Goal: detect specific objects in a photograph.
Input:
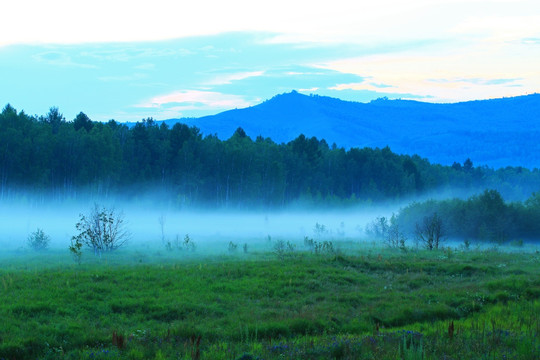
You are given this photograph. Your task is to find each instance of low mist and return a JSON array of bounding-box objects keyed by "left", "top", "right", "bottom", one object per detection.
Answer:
[
  {"left": 4, "top": 187, "right": 538, "bottom": 257},
  {"left": 0, "top": 198, "right": 396, "bottom": 253}
]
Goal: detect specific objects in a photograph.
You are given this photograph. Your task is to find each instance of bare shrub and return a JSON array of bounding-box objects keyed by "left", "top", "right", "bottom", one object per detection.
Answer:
[
  {"left": 385, "top": 215, "right": 407, "bottom": 250},
  {"left": 313, "top": 222, "right": 329, "bottom": 238},
  {"left": 365, "top": 216, "right": 389, "bottom": 239},
  {"left": 166, "top": 234, "right": 196, "bottom": 252},
  {"left": 71, "top": 204, "right": 130, "bottom": 257},
  {"left": 228, "top": 241, "right": 238, "bottom": 252},
  {"left": 415, "top": 212, "right": 444, "bottom": 250}
]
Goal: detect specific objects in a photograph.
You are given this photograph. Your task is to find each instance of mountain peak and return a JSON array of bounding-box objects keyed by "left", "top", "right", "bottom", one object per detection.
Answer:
[
  {"left": 262, "top": 90, "right": 311, "bottom": 105},
  {"left": 170, "top": 93, "right": 540, "bottom": 168}
]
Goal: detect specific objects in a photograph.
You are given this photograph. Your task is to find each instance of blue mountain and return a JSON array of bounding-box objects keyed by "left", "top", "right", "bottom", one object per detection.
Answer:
[{"left": 163, "top": 91, "right": 540, "bottom": 169}]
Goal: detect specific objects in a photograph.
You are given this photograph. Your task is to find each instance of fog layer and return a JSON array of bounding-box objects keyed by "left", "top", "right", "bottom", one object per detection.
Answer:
[{"left": 0, "top": 200, "right": 390, "bottom": 251}]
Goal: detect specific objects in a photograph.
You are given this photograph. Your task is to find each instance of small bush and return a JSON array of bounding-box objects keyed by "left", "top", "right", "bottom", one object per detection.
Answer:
[
  {"left": 305, "top": 237, "right": 335, "bottom": 255},
  {"left": 509, "top": 239, "right": 524, "bottom": 247},
  {"left": 314, "top": 222, "right": 329, "bottom": 237},
  {"left": 182, "top": 234, "right": 196, "bottom": 251},
  {"left": 365, "top": 216, "right": 389, "bottom": 239},
  {"left": 273, "top": 239, "right": 295, "bottom": 259},
  {"left": 166, "top": 234, "right": 196, "bottom": 252},
  {"left": 27, "top": 228, "right": 50, "bottom": 251},
  {"left": 304, "top": 236, "right": 314, "bottom": 249},
  {"left": 313, "top": 240, "right": 335, "bottom": 255},
  {"left": 228, "top": 241, "right": 238, "bottom": 252},
  {"left": 385, "top": 214, "right": 407, "bottom": 250},
  {"left": 71, "top": 204, "right": 130, "bottom": 257}
]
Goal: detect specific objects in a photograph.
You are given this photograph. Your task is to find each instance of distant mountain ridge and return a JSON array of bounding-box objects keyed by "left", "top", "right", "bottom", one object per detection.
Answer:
[{"left": 159, "top": 91, "right": 540, "bottom": 169}]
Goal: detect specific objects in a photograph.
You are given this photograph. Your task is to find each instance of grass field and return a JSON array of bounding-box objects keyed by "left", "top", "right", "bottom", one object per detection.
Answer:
[{"left": 0, "top": 240, "right": 539, "bottom": 359}]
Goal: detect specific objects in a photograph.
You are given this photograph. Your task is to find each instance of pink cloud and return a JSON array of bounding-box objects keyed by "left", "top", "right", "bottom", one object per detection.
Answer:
[{"left": 137, "top": 90, "right": 253, "bottom": 110}]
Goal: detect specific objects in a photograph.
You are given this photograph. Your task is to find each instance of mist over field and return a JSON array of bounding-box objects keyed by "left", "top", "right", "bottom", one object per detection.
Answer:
[
  {"left": 3, "top": 182, "right": 540, "bottom": 253},
  {"left": 0, "top": 198, "right": 394, "bottom": 252}
]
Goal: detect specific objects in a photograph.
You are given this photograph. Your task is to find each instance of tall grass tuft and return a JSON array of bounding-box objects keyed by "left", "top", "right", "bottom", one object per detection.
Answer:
[{"left": 112, "top": 331, "right": 125, "bottom": 349}]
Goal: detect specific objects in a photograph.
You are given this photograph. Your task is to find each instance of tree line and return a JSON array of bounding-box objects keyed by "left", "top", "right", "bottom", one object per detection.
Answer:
[
  {"left": 394, "top": 190, "right": 540, "bottom": 242},
  {"left": 1, "top": 104, "right": 539, "bottom": 207}
]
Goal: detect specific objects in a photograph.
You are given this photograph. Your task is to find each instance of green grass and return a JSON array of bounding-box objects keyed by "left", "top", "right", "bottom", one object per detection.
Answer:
[{"left": 0, "top": 243, "right": 539, "bottom": 359}]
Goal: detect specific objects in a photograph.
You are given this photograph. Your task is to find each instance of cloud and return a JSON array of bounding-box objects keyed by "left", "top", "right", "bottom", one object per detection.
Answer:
[
  {"left": 98, "top": 73, "right": 148, "bottom": 82},
  {"left": 327, "top": 82, "right": 423, "bottom": 100},
  {"left": 369, "top": 82, "right": 393, "bottom": 89},
  {"left": 329, "top": 81, "right": 396, "bottom": 92},
  {"left": 32, "top": 51, "right": 97, "bottom": 68},
  {"left": 452, "top": 14, "right": 540, "bottom": 42},
  {"left": 329, "top": 83, "right": 365, "bottom": 91},
  {"left": 137, "top": 90, "right": 253, "bottom": 111},
  {"left": 80, "top": 47, "right": 193, "bottom": 62},
  {"left": 521, "top": 38, "right": 540, "bottom": 45},
  {"left": 318, "top": 35, "right": 540, "bottom": 103},
  {"left": 205, "top": 65, "right": 366, "bottom": 98},
  {"left": 133, "top": 63, "right": 155, "bottom": 70},
  {"left": 204, "top": 71, "right": 265, "bottom": 86},
  {"left": 428, "top": 78, "right": 522, "bottom": 86},
  {"left": 298, "top": 87, "right": 319, "bottom": 93},
  {"left": 4, "top": 1, "right": 537, "bottom": 47}
]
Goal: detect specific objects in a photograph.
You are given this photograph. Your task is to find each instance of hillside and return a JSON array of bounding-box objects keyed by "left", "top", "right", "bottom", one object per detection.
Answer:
[{"left": 164, "top": 91, "right": 540, "bottom": 169}]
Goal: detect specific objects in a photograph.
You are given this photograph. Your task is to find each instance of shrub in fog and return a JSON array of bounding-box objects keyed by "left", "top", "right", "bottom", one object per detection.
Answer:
[
  {"left": 336, "top": 221, "right": 346, "bottom": 237},
  {"left": 158, "top": 215, "right": 166, "bottom": 245},
  {"left": 69, "top": 238, "right": 83, "bottom": 264},
  {"left": 182, "top": 234, "right": 196, "bottom": 251},
  {"left": 415, "top": 212, "right": 444, "bottom": 250},
  {"left": 274, "top": 239, "right": 295, "bottom": 259},
  {"left": 313, "top": 222, "right": 329, "bottom": 238},
  {"left": 71, "top": 204, "right": 130, "bottom": 257},
  {"left": 365, "top": 216, "right": 389, "bottom": 239},
  {"left": 274, "top": 239, "right": 286, "bottom": 259},
  {"left": 27, "top": 228, "right": 50, "bottom": 251},
  {"left": 304, "top": 236, "right": 335, "bottom": 255},
  {"left": 509, "top": 239, "right": 524, "bottom": 247},
  {"left": 385, "top": 215, "right": 407, "bottom": 250},
  {"left": 228, "top": 241, "right": 238, "bottom": 252},
  {"left": 314, "top": 240, "right": 335, "bottom": 255},
  {"left": 304, "top": 236, "right": 315, "bottom": 249},
  {"left": 165, "top": 234, "right": 196, "bottom": 252}
]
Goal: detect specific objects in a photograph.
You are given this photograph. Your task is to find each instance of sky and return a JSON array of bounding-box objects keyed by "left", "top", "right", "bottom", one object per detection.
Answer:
[{"left": 1, "top": 0, "right": 539, "bottom": 122}]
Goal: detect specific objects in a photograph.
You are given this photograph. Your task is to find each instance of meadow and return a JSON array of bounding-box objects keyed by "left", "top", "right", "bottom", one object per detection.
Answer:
[{"left": 0, "top": 239, "right": 539, "bottom": 360}]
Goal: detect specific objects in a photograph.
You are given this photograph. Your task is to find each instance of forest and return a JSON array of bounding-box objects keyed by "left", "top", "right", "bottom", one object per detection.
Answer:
[
  {"left": 393, "top": 190, "right": 540, "bottom": 242},
  {"left": 1, "top": 104, "right": 540, "bottom": 208}
]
